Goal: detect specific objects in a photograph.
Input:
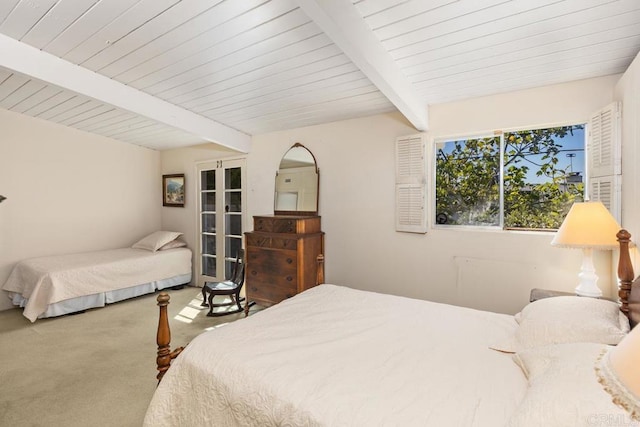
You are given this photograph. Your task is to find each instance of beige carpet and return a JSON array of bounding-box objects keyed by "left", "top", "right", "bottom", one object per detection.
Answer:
[{"left": 0, "top": 287, "right": 255, "bottom": 427}]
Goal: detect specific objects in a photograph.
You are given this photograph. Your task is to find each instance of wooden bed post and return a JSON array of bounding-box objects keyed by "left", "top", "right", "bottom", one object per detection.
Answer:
[
  {"left": 617, "top": 229, "right": 634, "bottom": 316},
  {"left": 156, "top": 292, "right": 183, "bottom": 383}
]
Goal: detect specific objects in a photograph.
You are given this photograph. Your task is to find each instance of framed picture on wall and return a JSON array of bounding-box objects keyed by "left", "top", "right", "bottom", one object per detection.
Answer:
[{"left": 163, "top": 174, "right": 185, "bottom": 207}]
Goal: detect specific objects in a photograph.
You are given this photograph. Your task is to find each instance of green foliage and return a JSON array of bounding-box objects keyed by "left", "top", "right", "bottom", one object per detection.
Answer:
[{"left": 436, "top": 126, "right": 584, "bottom": 229}]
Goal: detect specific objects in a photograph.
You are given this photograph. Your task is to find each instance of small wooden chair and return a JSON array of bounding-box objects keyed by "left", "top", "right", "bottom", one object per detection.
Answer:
[{"left": 200, "top": 249, "right": 246, "bottom": 317}]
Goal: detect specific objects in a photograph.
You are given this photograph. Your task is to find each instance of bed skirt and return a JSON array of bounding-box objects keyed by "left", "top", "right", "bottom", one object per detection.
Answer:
[{"left": 8, "top": 273, "right": 191, "bottom": 319}]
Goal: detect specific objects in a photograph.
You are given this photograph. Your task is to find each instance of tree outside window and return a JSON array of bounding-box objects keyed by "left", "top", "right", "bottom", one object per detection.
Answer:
[{"left": 435, "top": 125, "right": 585, "bottom": 230}]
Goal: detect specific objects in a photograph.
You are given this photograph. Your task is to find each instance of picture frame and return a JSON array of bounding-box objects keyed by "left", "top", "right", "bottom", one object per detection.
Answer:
[{"left": 163, "top": 174, "right": 185, "bottom": 207}]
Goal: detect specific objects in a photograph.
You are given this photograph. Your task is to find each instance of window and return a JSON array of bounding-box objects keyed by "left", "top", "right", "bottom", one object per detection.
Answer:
[{"left": 435, "top": 125, "right": 585, "bottom": 230}]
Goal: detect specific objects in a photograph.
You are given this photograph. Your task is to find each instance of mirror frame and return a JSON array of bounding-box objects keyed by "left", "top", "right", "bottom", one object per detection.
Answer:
[{"left": 274, "top": 143, "right": 319, "bottom": 216}]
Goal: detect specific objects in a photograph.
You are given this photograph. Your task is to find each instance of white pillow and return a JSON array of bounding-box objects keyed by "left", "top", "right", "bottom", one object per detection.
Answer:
[
  {"left": 132, "top": 231, "right": 183, "bottom": 252},
  {"left": 159, "top": 239, "right": 187, "bottom": 250},
  {"left": 508, "top": 343, "right": 632, "bottom": 427},
  {"left": 493, "top": 296, "right": 629, "bottom": 352}
]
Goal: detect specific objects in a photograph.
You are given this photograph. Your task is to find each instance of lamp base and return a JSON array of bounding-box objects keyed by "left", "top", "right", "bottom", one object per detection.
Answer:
[{"left": 574, "top": 248, "right": 603, "bottom": 298}]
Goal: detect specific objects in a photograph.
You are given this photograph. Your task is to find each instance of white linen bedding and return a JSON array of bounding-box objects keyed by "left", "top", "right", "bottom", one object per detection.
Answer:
[
  {"left": 2, "top": 247, "right": 192, "bottom": 322},
  {"left": 144, "top": 284, "right": 528, "bottom": 427}
]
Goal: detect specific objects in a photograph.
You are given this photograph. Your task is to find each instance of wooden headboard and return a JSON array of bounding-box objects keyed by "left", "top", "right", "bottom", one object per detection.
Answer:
[{"left": 617, "top": 229, "right": 640, "bottom": 328}]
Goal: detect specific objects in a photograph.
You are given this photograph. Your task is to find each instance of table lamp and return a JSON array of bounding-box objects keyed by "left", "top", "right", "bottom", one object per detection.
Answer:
[
  {"left": 598, "top": 324, "right": 640, "bottom": 420},
  {"left": 551, "top": 201, "right": 621, "bottom": 297}
]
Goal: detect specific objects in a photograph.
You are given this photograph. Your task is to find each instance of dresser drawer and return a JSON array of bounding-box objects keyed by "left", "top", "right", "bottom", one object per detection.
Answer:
[
  {"left": 254, "top": 217, "right": 296, "bottom": 233},
  {"left": 247, "top": 280, "right": 296, "bottom": 303},
  {"left": 246, "top": 233, "right": 298, "bottom": 250},
  {"left": 252, "top": 215, "right": 321, "bottom": 234},
  {"left": 247, "top": 248, "right": 297, "bottom": 275}
]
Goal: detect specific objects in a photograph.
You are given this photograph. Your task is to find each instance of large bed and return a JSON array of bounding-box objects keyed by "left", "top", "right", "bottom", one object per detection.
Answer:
[
  {"left": 2, "top": 231, "right": 192, "bottom": 322},
  {"left": 144, "top": 229, "right": 640, "bottom": 426}
]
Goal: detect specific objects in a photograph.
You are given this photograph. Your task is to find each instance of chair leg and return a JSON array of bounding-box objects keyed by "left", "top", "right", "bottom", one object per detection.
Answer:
[
  {"left": 207, "top": 292, "right": 216, "bottom": 316},
  {"left": 201, "top": 286, "right": 209, "bottom": 307}
]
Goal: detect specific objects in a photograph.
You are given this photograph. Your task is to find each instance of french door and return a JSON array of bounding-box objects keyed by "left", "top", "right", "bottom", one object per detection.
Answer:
[{"left": 197, "top": 158, "right": 246, "bottom": 286}]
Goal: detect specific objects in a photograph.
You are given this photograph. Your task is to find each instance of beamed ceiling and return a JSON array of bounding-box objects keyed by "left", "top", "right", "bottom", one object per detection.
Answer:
[{"left": 0, "top": 0, "right": 638, "bottom": 151}]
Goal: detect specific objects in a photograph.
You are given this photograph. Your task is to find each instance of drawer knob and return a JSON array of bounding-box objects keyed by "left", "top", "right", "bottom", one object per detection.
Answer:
[
  {"left": 251, "top": 270, "right": 257, "bottom": 276},
  {"left": 286, "top": 276, "right": 293, "bottom": 282},
  {"left": 286, "top": 258, "right": 293, "bottom": 264}
]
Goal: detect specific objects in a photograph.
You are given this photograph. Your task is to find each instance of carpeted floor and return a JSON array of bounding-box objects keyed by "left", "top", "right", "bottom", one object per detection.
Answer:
[{"left": 0, "top": 287, "right": 255, "bottom": 427}]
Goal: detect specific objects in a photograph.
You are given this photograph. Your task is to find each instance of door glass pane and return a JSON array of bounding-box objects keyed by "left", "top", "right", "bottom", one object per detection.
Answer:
[
  {"left": 202, "top": 256, "right": 216, "bottom": 276},
  {"left": 202, "top": 192, "right": 216, "bottom": 212},
  {"left": 202, "top": 234, "right": 216, "bottom": 255},
  {"left": 202, "top": 213, "right": 216, "bottom": 233},
  {"left": 201, "top": 170, "right": 215, "bottom": 190},
  {"left": 225, "top": 236, "right": 242, "bottom": 259},
  {"left": 225, "top": 191, "right": 241, "bottom": 212},
  {"left": 225, "top": 167, "right": 241, "bottom": 190},
  {"left": 225, "top": 214, "right": 242, "bottom": 236}
]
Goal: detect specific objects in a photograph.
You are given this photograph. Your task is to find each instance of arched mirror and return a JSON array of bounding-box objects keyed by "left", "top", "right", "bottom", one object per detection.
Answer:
[{"left": 274, "top": 143, "right": 319, "bottom": 215}]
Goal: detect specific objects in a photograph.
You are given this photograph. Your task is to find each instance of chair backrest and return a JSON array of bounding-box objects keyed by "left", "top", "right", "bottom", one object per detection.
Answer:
[{"left": 229, "top": 248, "right": 245, "bottom": 285}]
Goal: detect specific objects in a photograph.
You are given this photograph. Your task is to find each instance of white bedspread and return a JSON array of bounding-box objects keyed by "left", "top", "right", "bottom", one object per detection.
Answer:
[
  {"left": 2, "top": 248, "right": 191, "bottom": 322},
  {"left": 144, "top": 284, "right": 527, "bottom": 427}
]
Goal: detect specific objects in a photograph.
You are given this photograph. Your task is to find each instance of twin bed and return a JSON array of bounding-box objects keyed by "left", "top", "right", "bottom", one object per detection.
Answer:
[
  {"left": 2, "top": 231, "right": 192, "bottom": 322},
  {"left": 144, "top": 230, "right": 640, "bottom": 426}
]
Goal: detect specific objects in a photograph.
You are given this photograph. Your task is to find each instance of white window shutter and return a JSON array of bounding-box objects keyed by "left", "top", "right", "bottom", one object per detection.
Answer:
[
  {"left": 589, "top": 175, "right": 622, "bottom": 223},
  {"left": 395, "top": 134, "right": 427, "bottom": 233},
  {"left": 587, "top": 101, "right": 622, "bottom": 223},
  {"left": 588, "top": 102, "right": 621, "bottom": 178}
]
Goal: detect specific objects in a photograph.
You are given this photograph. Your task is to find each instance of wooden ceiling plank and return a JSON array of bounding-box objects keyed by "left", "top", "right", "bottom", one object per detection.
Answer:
[
  {"left": 37, "top": 95, "right": 89, "bottom": 121},
  {"left": 410, "top": 28, "right": 640, "bottom": 85},
  {"left": 81, "top": 113, "right": 144, "bottom": 134},
  {"left": 119, "top": 0, "right": 302, "bottom": 88},
  {"left": 0, "top": 0, "right": 57, "bottom": 40},
  {"left": 10, "top": 83, "right": 62, "bottom": 114},
  {"left": 156, "top": 35, "right": 337, "bottom": 103},
  {"left": 218, "top": 82, "right": 382, "bottom": 121},
  {"left": 138, "top": 23, "right": 324, "bottom": 96},
  {"left": 399, "top": 8, "right": 640, "bottom": 75},
  {"left": 43, "top": 0, "right": 139, "bottom": 57},
  {"left": 415, "top": 44, "right": 640, "bottom": 91},
  {"left": 21, "top": 0, "right": 101, "bottom": 49},
  {"left": 73, "top": 108, "right": 130, "bottom": 130},
  {"left": 352, "top": 0, "right": 407, "bottom": 18},
  {"left": 203, "top": 73, "right": 371, "bottom": 116},
  {"left": 384, "top": 0, "right": 615, "bottom": 54},
  {"left": 24, "top": 90, "right": 76, "bottom": 117},
  {"left": 0, "top": 34, "right": 250, "bottom": 151},
  {"left": 375, "top": 0, "right": 510, "bottom": 43},
  {"left": 48, "top": 99, "right": 103, "bottom": 123},
  {"left": 0, "top": 1, "right": 20, "bottom": 25},
  {"left": 183, "top": 56, "right": 355, "bottom": 110},
  {"left": 2, "top": 79, "right": 47, "bottom": 110},
  {"left": 363, "top": 0, "right": 458, "bottom": 31},
  {"left": 103, "top": 0, "right": 283, "bottom": 82},
  {"left": 296, "top": 0, "right": 427, "bottom": 130},
  {"left": 0, "top": 73, "right": 30, "bottom": 102},
  {"left": 423, "top": 57, "right": 632, "bottom": 104},
  {"left": 81, "top": 0, "right": 224, "bottom": 72},
  {"left": 63, "top": 0, "right": 181, "bottom": 65},
  {"left": 61, "top": 104, "right": 115, "bottom": 126}
]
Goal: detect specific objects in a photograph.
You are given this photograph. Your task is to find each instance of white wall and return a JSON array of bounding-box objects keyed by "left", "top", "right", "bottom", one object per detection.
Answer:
[
  {"left": 614, "top": 52, "right": 640, "bottom": 269},
  {"left": 0, "top": 109, "right": 161, "bottom": 310},
  {"left": 249, "top": 75, "right": 621, "bottom": 315}
]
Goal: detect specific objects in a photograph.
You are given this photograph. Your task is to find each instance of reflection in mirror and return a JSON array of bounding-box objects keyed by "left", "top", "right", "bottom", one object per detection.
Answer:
[{"left": 275, "top": 143, "right": 319, "bottom": 215}]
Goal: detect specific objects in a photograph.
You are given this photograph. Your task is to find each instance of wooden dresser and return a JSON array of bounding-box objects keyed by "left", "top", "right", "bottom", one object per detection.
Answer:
[{"left": 244, "top": 215, "right": 324, "bottom": 309}]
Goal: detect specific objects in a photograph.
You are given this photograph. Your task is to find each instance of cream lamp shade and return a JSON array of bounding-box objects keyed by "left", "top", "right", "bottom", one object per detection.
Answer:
[
  {"left": 598, "top": 325, "right": 640, "bottom": 420},
  {"left": 551, "top": 201, "right": 621, "bottom": 297}
]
